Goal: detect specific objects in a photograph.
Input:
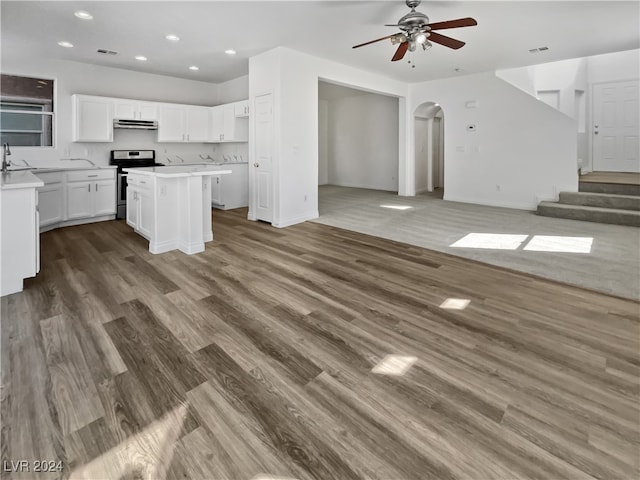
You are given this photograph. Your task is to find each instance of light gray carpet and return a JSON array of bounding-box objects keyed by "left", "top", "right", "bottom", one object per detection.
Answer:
[{"left": 312, "top": 185, "right": 640, "bottom": 301}]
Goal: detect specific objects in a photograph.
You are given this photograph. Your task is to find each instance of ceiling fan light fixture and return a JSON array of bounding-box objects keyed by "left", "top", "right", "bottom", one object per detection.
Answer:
[
  {"left": 408, "top": 41, "right": 417, "bottom": 52},
  {"left": 414, "top": 32, "right": 428, "bottom": 44},
  {"left": 422, "top": 40, "right": 432, "bottom": 51}
]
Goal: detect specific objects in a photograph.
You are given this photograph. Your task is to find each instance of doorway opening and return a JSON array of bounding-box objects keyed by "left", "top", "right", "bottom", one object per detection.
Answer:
[{"left": 414, "top": 102, "right": 444, "bottom": 196}]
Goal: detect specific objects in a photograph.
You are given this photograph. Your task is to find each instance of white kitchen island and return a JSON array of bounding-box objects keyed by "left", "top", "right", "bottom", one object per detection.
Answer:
[{"left": 123, "top": 165, "right": 231, "bottom": 255}]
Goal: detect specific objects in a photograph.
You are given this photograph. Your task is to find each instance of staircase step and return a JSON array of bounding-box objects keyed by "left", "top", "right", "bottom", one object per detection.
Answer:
[
  {"left": 559, "top": 191, "right": 640, "bottom": 211},
  {"left": 537, "top": 202, "right": 640, "bottom": 227},
  {"left": 579, "top": 182, "right": 640, "bottom": 196}
]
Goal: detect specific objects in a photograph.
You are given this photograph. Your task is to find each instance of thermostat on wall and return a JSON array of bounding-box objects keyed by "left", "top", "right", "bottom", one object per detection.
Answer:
[{"left": 467, "top": 124, "right": 476, "bottom": 132}]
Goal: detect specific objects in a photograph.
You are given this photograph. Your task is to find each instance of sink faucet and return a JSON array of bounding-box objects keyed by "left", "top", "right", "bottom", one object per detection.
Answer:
[{"left": 2, "top": 143, "right": 12, "bottom": 173}]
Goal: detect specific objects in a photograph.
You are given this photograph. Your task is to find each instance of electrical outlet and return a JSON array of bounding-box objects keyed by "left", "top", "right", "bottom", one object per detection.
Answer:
[
  {"left": 304, "top": 194, "right": 307, "bottom": 202},
  {"left": 160, "top": 185, "right": 167, "bottom": 196}
]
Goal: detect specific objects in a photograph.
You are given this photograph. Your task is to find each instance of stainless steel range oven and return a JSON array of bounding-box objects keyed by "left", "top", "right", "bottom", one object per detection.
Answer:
[{"left": 110, "top": 150, "right": 162, "bottom": 219}]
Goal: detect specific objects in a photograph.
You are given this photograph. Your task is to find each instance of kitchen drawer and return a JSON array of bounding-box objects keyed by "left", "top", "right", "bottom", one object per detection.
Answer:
[
  {"left": 127, "top": 175, "right": 152, "bottom": 188},
  {"left": 34, "top": 171, "right": 63, "bottom": 185},
  {"left": 66, "top": 169, "right": 115, "bottom": 182}
]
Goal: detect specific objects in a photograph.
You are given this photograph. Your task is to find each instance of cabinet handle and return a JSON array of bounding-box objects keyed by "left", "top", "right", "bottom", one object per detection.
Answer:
[
  {"left": 88, "top": 174, "right": 98, "bottom": 178},
  {"left": 254, "top": 162, "right": 259, "bottom": 168},
  {"left": 140, "top": 180, "right": 146, "bottom": 184},
  {"left": 187, "top": 134, "right": 190, "bottom": 141},
  {"left": 216, "top": 177, "right": 220, "bottom": 184},
  {"left": 96, "top": 183, "right": 98, "bottom": 191},
  {"left": 88, "top": 184, "right": 91, "bottom": 192}
]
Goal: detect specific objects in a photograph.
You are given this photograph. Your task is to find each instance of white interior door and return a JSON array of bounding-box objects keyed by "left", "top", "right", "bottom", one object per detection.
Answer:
[
  {"left": 253, "top": 93, "right": 274, "bottom": 222},
  {"left": 593, "top": 80, "right": 639, "bottom": 172}
]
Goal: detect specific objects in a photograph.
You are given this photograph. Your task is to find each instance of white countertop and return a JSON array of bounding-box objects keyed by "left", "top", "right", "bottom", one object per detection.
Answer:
[
  {"left": 1, "top": 170, "right": 45, "bottom": 190},
  {"left": 124, "top": 165, "right": 232, "bottom": 178},
  {"left": 6, "top": 165, "right": 117, "bottom": 174}
]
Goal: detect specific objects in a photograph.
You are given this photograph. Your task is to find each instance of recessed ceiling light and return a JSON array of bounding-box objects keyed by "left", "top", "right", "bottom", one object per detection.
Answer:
[
  {"left": 135, "top": 55, "right": 148, "bottom": 61},
  {"left": 224, "top": 49, "right": 236, "bottom": 55},
  {"left": 58, "top": 41, "right": 74, "bottom": 48},
  {"left": 166, "top": 34, "right": 180, "bottom": 42},
  {"left": 188, "top": 66, "right": 199, "bottom": 71},
  {"left": 74, "top": 10, "right": 93, "bottom": 20}
]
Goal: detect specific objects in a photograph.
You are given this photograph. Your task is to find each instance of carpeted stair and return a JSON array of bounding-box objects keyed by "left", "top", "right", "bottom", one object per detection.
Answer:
[{"left": 537, "top": 182, "right": 640, "bottom": 227}]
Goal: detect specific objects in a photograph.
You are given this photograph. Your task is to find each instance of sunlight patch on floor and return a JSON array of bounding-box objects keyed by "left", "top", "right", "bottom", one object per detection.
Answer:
[
  {"left": 439, "top": 298, "right": 471, "bottom": 310},
  {"left": 70, "top": 403, "right": 188, "bottom": 479},
  {"left": 379, "top": 204, "right": 413, "bottom": 210},
  {"left": 450, "top": 233, "right": 529, "bottom": 250},
  {"left": 523, "top": 235, "right": 593, "bottom": 253},
  {"left": 372, "top": 355, "right": 418, "bottom": 376}
]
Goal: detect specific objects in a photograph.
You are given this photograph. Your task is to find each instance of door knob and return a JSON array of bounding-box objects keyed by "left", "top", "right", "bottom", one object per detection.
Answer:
[{"left": 254, "top": 162, "right": 259, "bottom": 167}]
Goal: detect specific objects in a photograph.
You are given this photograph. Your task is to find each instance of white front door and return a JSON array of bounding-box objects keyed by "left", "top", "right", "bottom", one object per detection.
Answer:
[
  {"left": 593, "top": 80, "right": 639, "bottom": 172},
  {"left": 253, "top": 93, "right": 274, "bottom": 223}
]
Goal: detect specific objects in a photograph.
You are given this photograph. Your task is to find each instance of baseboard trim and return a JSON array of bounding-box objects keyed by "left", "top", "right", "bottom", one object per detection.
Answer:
[
  {"left": 444, "top": 195, "right": 537, "bottom": 211},
  {"left": 273, "top": 211, "right": 319, "bottom": 228}
]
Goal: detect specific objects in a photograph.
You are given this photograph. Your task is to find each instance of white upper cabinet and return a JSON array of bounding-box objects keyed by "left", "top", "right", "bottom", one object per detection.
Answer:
[
  {"left": 234, "top": 100, "right": 249, "bottom": 117},
  {"left": 185, "top": 106, "right": 210, "bottom": 142},
  {"left": 113, "top": 99, "right": 158, "bottom": 120},
  {"left": 210, "top": 102, "right": 248, "bottom": 143},
  {"left": 71, "top": 94, "right": 245, "bottom": 144},
  {"left": 72, "top": 95, "right": 113, "bottom": 142},
  {"left": 157, "top": 104, "right": 210, "bottom": 142},
  {"left": 157, "top": 103, "right": 185, "bottom": 142}
]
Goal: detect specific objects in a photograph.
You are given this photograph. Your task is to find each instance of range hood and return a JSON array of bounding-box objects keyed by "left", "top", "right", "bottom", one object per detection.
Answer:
[{"left": 113, "top": 119, "right": 158, "bottom": 130}]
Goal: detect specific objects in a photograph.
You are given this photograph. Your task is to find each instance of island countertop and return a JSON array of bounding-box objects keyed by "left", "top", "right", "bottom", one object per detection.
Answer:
[
  {"left": 1, "top": 170, "right": 45, "bottom": 190},
  {"left": 124, "top": 165, "right": 232, "bottom": 178}
]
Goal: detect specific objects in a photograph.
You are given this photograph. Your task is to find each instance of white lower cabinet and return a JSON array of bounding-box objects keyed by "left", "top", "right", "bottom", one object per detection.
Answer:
[
  {"left": 66, "top": 170, "right": 116, "bottom": 220},
  {"left": 36, "top": 172, "right": 64, "bottom": 227},
  {"left": 35, "top": 168, "right": 116, "bottom": 231},
  {"left": 211, "top": 163, "right": 249, "bottom": 210},
  {"left": 127, "top": 177, "right": 154, "bottom": 240}
]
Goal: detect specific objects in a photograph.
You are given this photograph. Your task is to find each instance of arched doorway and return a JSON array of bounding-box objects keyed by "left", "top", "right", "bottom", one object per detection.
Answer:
[{"left": 414, "top": 102, "right": 444, "bottom": 195}]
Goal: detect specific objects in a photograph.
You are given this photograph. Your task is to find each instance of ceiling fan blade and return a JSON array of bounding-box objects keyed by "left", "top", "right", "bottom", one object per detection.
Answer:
[
  {"left": 384, "top": 24, "right": 401, "bottom": 27},
  {"left": 429, "top": 31, "right": 466, "bottom": 50},
  {"left": 391, "top": 41, "right": 409, "bottom": 62},
  {"left": 353, "top": 34, "right": 394, "bottom": 49},
  {"left": 427, "top": 17, "right": 477, "bottom": 30}
]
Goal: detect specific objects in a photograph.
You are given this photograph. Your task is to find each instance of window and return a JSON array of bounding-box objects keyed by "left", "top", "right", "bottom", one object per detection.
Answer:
[{"left": 0, "top": 74, "right": 54, "bottom": 147}]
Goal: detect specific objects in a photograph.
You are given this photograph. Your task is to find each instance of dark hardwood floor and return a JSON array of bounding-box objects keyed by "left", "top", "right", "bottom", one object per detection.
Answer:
[{"left": 1, "top": 208, "right": 639, "bottom": 480}]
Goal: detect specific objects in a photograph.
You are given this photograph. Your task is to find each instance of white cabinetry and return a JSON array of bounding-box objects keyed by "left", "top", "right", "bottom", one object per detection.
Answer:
[
  {"left": 1, "top": 172, "right": 43, "bottom": 296},
  {"left": 210, "top": 103, "right": 248, "bottom": 142},
  {"left": 72, "top": 94, "right": 113, "bottom": 142},
  {"left": 65, "top": 169, "right": 116, "bottom": 220},
  {"left": 127, "top": 176, "right": 154, "bottom": 239},
  {"left": 36, "top": 172, "right": 64, "bottom": 229},
  {"left": 211, "top": 163, "right": 249, "bottom": 210},
  {"left": 157, "top": 104, "right": 210, "bottom": 142},
  {"left": 234, "top": 100, "right": 249, "bottom": 117},
  {"left": 113, "top": 99, "right": 158, "bottom": 120}
]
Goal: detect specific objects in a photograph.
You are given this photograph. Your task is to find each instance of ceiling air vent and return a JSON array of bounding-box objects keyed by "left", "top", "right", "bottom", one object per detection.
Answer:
[
  {"left": 97, "top": 49, "right": 118, "bottom": 55},
  {"left": 529, "top": 46, "right": 549, "bottom": 54}
]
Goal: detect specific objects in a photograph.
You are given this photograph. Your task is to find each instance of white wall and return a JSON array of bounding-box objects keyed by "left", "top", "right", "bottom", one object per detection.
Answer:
[
  {"left": 324, "top": 93, "right": 398, "bottom": 191},
  {"left": 414, "top": 117, "right": 429, "bottom": 193},
  {"left": 410, "top": 72, "right": 578, "bottom": 210},
  {"left": 249, "top": 47, "right": 408, "bottom": 228},
  {"left": 218, "top": 75, "right": 249, "bottom": 103},
  {"left": 587, "top": 49, "right": 640, "bottom": 84},
  {"left": 1, "top": 55, "right": 251, "bottom": 167},
  {"left": 318, "top": 99, "right": 329, "bottom": 185}
]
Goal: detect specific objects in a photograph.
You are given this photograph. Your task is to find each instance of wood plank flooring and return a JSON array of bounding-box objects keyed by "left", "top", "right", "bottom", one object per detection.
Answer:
[{"left": 1, "top": 208, "right": 639, "bottom": 480}]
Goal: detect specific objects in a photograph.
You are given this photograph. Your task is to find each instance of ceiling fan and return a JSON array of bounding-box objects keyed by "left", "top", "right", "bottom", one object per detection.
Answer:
[{"left": 352, "top": 0, "right": 477, "bottom": 62}]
